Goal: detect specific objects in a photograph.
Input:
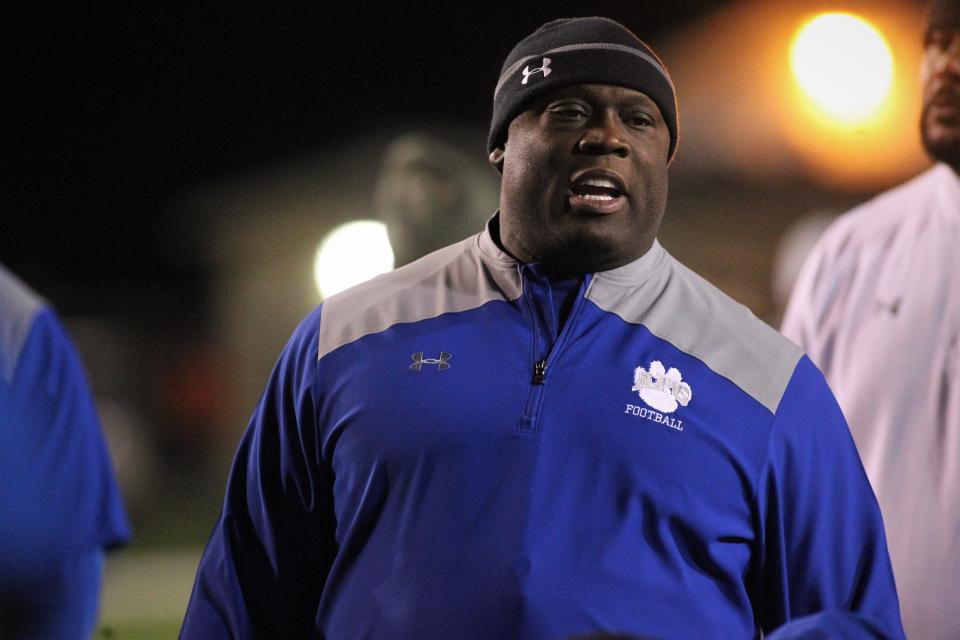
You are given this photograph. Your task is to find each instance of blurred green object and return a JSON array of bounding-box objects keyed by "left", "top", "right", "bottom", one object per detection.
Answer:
[
  {"left": 95, "top": 619, "right": 183, "bottom": 639},
  {"left": 97, "top": 548, "right": 202, "bottom": 639}
]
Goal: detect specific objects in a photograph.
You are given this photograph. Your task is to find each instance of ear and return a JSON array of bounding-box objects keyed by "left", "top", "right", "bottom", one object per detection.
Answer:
[{"left": 488, "top": 147, "right": 505, "bottom": 174}]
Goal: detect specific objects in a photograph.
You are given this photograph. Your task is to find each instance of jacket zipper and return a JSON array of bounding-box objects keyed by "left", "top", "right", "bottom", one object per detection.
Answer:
[
  {"left": 517, "top": 271, "right": 591, "bottom": 432},
  {"left": 532, "top": 359, "right": 547, "bottom": 385}
]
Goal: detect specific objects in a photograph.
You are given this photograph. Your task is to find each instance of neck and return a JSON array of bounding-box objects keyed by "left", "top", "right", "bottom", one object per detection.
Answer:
[{"left": 489, "top": 213, "right": 657, "bottom": 275}]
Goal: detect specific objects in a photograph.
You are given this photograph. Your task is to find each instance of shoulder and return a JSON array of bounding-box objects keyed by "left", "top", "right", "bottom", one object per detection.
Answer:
[
  {"left": 812, "top": 166, "right": 941, "bottom": 262},
  {"left": 318, "top": 235, "right": 517, "bottom": 359},
  {"left": 0, "top": 265, "right": 47, "bottom": 384},
  {"left": 590, "top": 249, "right": 802, "bottom": 414},
  {"left": 783, "top": 166, "right": 944, "bottom": 334},
  {"left": 661, "top": 256, "right": 803, "bottom": 415}
]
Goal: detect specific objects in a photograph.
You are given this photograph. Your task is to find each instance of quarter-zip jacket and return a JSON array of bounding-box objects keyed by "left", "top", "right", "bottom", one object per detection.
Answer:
[
  {"left": 782, "top": 163, "right": 960, "bottom": 640},
  {"left": 182, "top": 220, "right": 904, "bottom": 640},
  {"left": 0, "top": 264, "right": 131, "bottom": 578}
]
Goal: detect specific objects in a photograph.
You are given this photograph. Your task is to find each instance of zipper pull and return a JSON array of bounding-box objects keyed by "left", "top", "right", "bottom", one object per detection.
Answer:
[{"left": 532, "top": 359, "right": 547, "bottom": 385}]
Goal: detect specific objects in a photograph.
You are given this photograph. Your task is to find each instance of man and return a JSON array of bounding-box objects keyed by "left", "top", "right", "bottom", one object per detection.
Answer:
[
  {"left": 781, "top": 2, "right": 960, "bottom": 638},
  {"left": 182, "top": 17, "right": 903, "bottom": 639},
  {"left": 0, "top": 264, "right": 131, "bottom": 638}
]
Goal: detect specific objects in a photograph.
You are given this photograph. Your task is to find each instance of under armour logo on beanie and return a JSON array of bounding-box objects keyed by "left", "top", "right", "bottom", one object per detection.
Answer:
[
  {"left": 488, "top": 16, "right": 679, "bottom": 162},
  {"left": 521, "top": 58, "right": 552, "bottom": 84}
]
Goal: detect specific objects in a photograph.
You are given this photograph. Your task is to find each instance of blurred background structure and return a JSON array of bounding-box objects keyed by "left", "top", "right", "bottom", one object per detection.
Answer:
[{"left": 4, "top": 1, "right": 932, "bottom": 636}]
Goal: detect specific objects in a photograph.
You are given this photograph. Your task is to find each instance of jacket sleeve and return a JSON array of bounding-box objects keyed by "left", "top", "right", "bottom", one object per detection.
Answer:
[
  {"left": 765, "top": 610, "right": 896, "bottom": 639},
  {"left": 751, "top": 356, "right": 904, "bottom": 639},
  {"left": 1, "top": 306, "right": 131, "bottom": 568},
  {"left": 779, "top": 228, "right": 850, "bottom": 370},
  {"left": 180, "top": 307, "right": 337, "bottom": 639},
  {"left": 779, "top": 246, "right": 820, "bottom": 354}
]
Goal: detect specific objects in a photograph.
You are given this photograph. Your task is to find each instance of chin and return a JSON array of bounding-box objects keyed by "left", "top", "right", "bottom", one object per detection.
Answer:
[
  {"left": 923, "top": 131, "right": 960, "bottom": 170},
  {"left": 921, "top": 111, "right": 960, "bottom": 169}
]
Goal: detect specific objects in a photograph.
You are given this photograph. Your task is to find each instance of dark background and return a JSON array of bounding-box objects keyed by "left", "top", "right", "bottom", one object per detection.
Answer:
[
  {"left": 5, "top": 2, "right": 729, "bottom": 311},
  {"left": 5, "top": 1, "right": 741, "bottom": 552},
  {"left": 5, "top": 4, "right": 932, "bottom": 631}
]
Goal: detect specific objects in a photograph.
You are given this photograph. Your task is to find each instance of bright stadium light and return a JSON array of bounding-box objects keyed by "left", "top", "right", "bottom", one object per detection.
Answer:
[
  {"left": 790, "top": 12, "right": 894, "bottom": 124},
  {"left": 314, "top": 220, "right": 395, "bottom": 299}
]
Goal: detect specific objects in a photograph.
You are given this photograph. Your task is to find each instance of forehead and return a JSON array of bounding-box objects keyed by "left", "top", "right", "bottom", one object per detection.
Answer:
[
  {"left": 538, "top": 83, "right": 661, "bottom": 110},
  {"left": 928, "top": 0, "right": 960, "bottom": 33}
]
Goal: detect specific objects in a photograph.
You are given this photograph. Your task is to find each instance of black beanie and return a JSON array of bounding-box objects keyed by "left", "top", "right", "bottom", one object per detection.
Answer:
[
  {"left": 928, "top": 0, "right": 960, "bottom": 32},
  {"left": 488, "top": 17, "right": 679, "bottom": 162}
]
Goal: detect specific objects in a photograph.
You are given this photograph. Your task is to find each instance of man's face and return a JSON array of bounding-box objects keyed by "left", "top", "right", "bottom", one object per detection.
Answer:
[
  {"left": 489, "top": 84, "right": 670, "bottom": 275},
  {"left": 921, "top": 25, "right": 960, "bottom": 168}
]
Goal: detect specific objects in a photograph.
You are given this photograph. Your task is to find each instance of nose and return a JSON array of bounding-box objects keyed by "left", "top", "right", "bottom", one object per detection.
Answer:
[{"left": 577, "top": 110, "right": 629, "bottom": 157}]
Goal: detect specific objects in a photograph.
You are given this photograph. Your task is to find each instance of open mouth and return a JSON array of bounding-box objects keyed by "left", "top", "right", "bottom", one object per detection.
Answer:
[
  {"left": 568, "top": 172, "right": 627, "bottom": 213},
  {"left": 927, "top": 85, "right": 960, "bottom": 112},
  {"left": 927, "top": 96, "right": 960, "bottom": 125},
  {"left": 570, "top": 178, "right": 623, "bottom": 201}
]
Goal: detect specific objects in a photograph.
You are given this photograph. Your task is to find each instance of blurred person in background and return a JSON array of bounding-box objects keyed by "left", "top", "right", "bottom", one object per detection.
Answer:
[
  {"left": 182, "top": 16, "right": 903, "bottom": 639},
  {"left": 373, "top": 132, "right": 496, "bottom": 268},
  {"left": 0, "top": 264, "right": 131, "bottom": 638},
  {"left": 769, "top": 211, "right": 836, "bottom": 326},
  {"left": 781, "top": 1, "right": 960, "bottom": 637}
]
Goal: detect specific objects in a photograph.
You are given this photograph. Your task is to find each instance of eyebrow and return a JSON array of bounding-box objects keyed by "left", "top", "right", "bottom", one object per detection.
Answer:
[
  {"left": 544, "top": 88, "right": 658, "bottom": 109},
  {"left": 926, "top": 26, "right": 960, "bottom": 40}
]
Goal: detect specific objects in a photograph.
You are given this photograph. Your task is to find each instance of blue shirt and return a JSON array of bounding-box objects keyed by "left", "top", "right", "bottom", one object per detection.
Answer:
[
  {"left": 182, "top": 223, "right": 903, "bottom": 639},
  {"left": 0, "top": 265, "right": 131, "bottom": 578}
]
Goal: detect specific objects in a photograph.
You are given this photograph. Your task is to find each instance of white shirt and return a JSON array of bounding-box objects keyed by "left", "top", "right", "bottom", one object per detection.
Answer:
[{"left": 782, "top": 164, "right": 960, "bottom": 640}]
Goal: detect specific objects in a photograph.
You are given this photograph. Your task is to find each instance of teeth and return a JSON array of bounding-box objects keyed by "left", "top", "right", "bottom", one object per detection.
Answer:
[
  {"left": 581, "top": 177, "right": 618, "bottom": 189},
  {"left": 579, "top": 194, "right": 614, "bottom": 201}
]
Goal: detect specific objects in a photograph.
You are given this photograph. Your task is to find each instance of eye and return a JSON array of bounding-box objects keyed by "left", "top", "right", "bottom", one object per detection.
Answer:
[
  {"left": 925, "top": 28, "right": 956, "bottom": 52},
  {"left": 546, "top": 102, "right": 589, "bottom": 119},
  {"left": 624, "top": 112, "right": 656, "bottom": 129}
]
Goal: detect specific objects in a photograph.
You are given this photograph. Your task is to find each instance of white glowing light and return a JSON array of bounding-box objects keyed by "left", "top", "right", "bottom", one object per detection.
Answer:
[
  {"left": 790, "top": 12, "right": 894, "bottom": 123},
  {"left": 314, "top": 220, "right": 394, "bottom": 299}
]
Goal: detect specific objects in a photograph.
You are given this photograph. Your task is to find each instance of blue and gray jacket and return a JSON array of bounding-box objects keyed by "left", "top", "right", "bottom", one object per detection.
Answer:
[
  {"left": 0, "top": 264, "right": 130, "bottom": 577},
  {"left": 182, "top": 220, "right": 904, "bottom": 639}
]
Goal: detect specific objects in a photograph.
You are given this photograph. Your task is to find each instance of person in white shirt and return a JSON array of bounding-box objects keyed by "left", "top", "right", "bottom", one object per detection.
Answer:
[{"left": 781, "top": 2, "right": 960, "bottom": 637}]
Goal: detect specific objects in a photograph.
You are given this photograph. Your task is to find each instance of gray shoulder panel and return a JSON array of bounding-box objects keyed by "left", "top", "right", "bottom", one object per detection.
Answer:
[
  {"left": 588, "top": 251, "right": 802, "bottom": 414},
  {"left": 319, "top": 235, "right": 521, "bottom": 359},
  {"left": 0, "top": 264, "right": 46, "bottom": 384}
]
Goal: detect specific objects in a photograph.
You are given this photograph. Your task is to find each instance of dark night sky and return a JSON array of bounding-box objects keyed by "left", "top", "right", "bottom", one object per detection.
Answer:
[{"left": 5, "top": 2, "right": 728, "bottom": 305}]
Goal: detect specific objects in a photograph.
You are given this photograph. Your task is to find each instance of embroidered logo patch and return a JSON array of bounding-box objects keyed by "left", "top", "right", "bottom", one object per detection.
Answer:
[
  {"left": 521, "top": 57, "right": 552, "bottom": 85},
  {"left": 410, "top": 352, "right": 451, "bottom": 372},
  {"left": 631, "top": 360, "right": 692, "bottom": 413}
]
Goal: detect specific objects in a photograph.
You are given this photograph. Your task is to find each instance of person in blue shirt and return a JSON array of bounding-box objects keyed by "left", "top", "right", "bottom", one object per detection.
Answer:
[
  {"left": 182, "top": 17, "right": 904, "bottom": 639},
  {"left": 0, "top": 264, "right": 131, "bottom": 639}
]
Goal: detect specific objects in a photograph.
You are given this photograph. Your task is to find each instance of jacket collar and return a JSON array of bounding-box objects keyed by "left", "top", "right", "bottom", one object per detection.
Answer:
[
  {"left": 475, "top": 212, "right": 668, "bottom": 288},
  {"left": 934, "top": 162, "right": 960, "bottom": 215}
]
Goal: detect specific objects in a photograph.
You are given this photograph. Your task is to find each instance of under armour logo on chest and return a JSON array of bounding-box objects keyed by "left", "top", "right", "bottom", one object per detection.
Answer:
[
  {"left": 410, "top": 352, "right": 452, "bottom": 372},
  {"left": 875, "top": 297, "right": 901, "bottom": 316},
  {"left": 521, "top": 58, "right": 552, "bottom": 84}
]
